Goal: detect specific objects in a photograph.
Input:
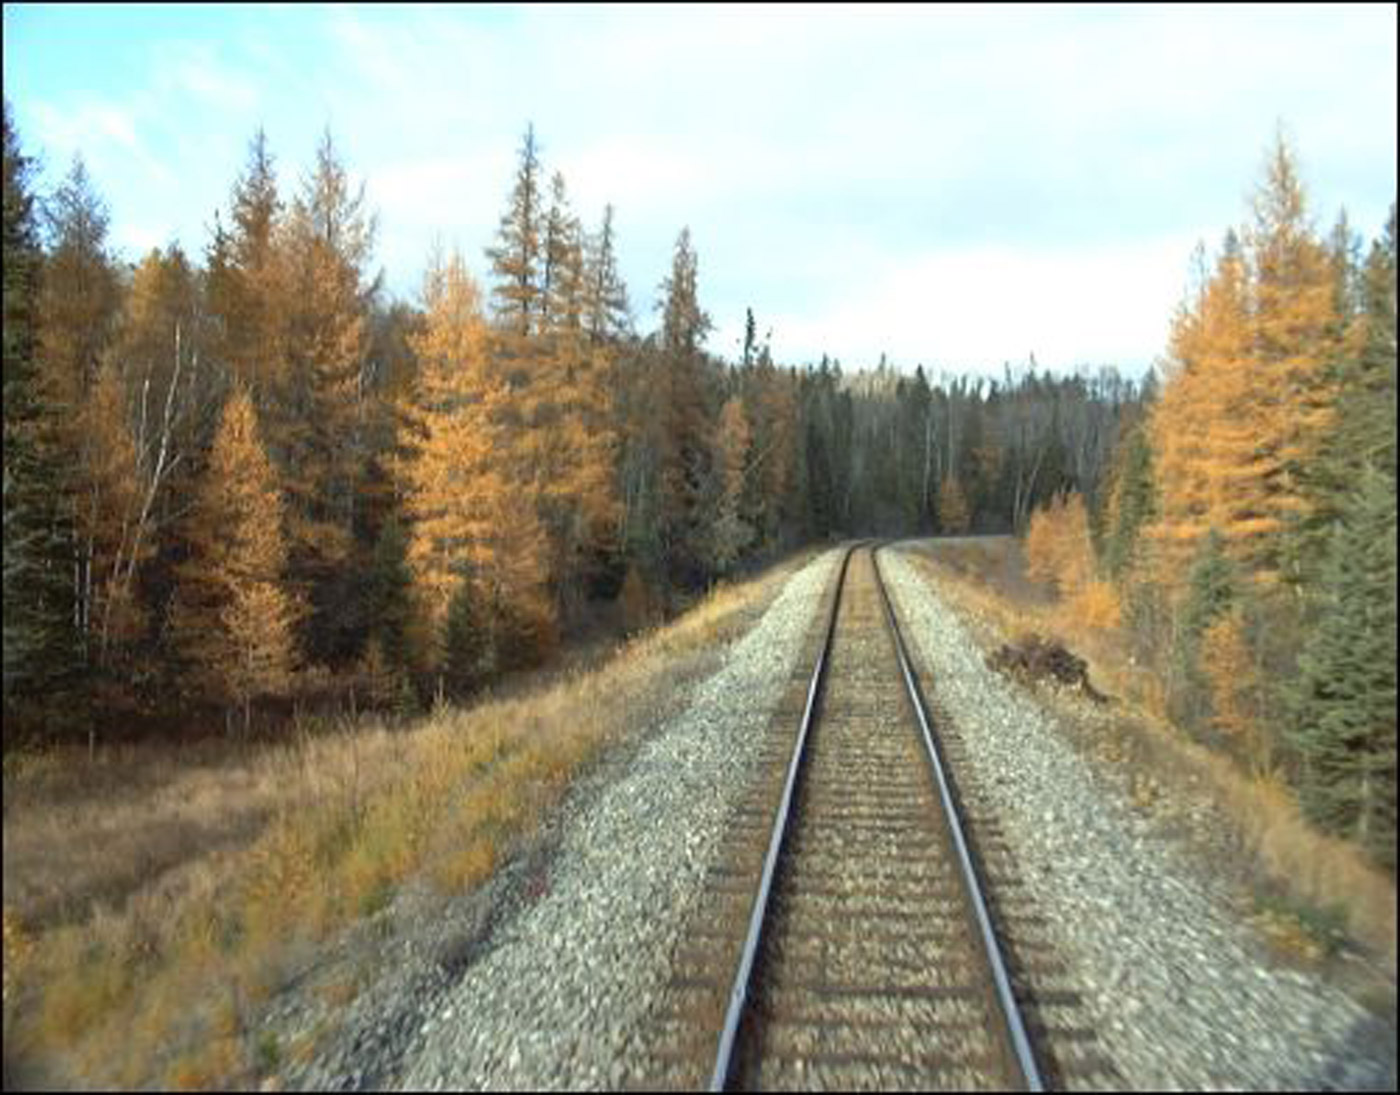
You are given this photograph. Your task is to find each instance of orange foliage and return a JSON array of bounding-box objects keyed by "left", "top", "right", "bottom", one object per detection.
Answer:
[
  {"left": 1201, "top": 610, "right": 1269, "bottom": 775},
  {"left": 77, "top": 362, "right": 149, "bottom": 658},
  {"left": 1145, "top": 137, "right": 1340, "bottom": 591},
  {"left": 397, "top": 249, "right": 553, "bottom": 666},
  {"left": 1025, "top": 491, "right": 1095, "bottom": 599},
  {"left": 171, "top": 385, "right": 299, "bottom": 713},
  {"left": 1066, "top": 580, "right": 1122, "bottom": 630}
]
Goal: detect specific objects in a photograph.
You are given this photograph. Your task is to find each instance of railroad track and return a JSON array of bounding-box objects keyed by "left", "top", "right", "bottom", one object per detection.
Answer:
[{"left": 635, "top": 542, "right": 1120, "bottom": 1090}]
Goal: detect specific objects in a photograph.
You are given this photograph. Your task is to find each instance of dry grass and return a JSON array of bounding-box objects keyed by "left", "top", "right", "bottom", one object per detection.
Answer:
[
  {"left": 904, "top": 538, "right": 1396, "bottom": 970},
  {"left": 2, "top": 549, "right": 814, "bottom": 1090}
]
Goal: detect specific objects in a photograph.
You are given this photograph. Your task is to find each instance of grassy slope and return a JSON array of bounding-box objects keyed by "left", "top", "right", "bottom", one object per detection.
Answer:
[
  {"left": 900, "top": 536, "right": 1396, "bottom": 977},
  {"left": 2, "top": 548, "right": 818, "bottom": 1090}
]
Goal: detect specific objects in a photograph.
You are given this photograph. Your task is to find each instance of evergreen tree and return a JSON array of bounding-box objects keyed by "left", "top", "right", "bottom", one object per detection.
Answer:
[
  {"left": 1292, "top": 205, "right": 1397, "bottom": 579},
  {"left": 1170, "top": 528, "right": 1238, "bottom": 732},
  {"left": 533, "top": 170, "right": 620, "bottom": 617},
  {"left": 441, "top": 571, "right": 488, "bottom": 699},
  {"left": 656, "top": 227, "right": 714, "bottom": 583},
  {"left": 364, "top": 515, "right": 417, "bottom": 678},
  {"left": 1103, "top": 421, "right": 1156, "bottom": 581},
  {"left": 1289, "top": 465, "right": 1397, "bottom": 870},
  {"left": 3, "top": 101, "right": 75, "bottom": 708}
]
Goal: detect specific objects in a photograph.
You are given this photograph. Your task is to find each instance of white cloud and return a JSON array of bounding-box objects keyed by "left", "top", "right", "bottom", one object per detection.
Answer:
[
  {"left": 30, "top": 98, "right": 176, "bottom": 191},
  {"left": 762, "top": 234, "right": 1200, "bottom": 374},
  {"left": 9, "top": 4, "right": 1393, "bottom": 371}
]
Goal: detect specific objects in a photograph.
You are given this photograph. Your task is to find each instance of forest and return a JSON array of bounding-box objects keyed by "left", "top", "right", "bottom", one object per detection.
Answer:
[{"left": 3, "top": 107, "right": 1395, "bottom": 871}]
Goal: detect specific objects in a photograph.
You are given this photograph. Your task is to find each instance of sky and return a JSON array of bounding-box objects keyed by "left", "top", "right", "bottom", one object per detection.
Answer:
[{"left": 4, "top": 3, "right": 1396, "bottom": 377}]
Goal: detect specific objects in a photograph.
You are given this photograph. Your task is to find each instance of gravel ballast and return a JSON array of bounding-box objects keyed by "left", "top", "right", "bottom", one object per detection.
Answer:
[
  {"left": 880, "top": 546, "right": 1395, "bottom": 1091},
  {"left": 386, "top": 548, "right": 840, "bottom": 1090}
]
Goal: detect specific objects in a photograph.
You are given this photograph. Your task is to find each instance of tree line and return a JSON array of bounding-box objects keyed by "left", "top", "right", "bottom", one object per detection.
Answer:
[
  {"left": 0, "top": 105, "right": 1152, "bottom": 747},
  {"left": 1029, "top": 136, "right": 1396, "bottom": 872}
]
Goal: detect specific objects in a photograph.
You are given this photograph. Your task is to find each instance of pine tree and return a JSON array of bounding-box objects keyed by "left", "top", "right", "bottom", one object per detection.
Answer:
[
  {"left": 441, "top": 572, "right": 489, "bottom": 699},
  {"left": 532, "top": 170, "right": 620, "bottom": 615},
  {"left": 1289, "top": 465, "right": 1397, "bottom": 870},
  {"left": 363, "top": 515, "right": 417, "bottom": 677},
  {"left": 3, "top": 101, "right": 75, "bottom": 707},
  {"left": 1292, "top": 205, "right": 1397, "bottom": 579},
  {"left": 749, "top": 343, "right": 800, "bottom": 549}
]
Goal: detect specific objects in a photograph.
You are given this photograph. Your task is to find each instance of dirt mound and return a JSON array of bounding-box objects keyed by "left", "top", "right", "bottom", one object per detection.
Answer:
[{"left": 987, "top": 633, "right": 1109, "bottom": 703}]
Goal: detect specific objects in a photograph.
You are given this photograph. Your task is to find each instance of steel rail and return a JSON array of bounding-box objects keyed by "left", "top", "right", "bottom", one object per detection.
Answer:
[
  {"left": 708, "top": 542, "right": 858, "bottom": 1092},
  {"left": 870, "top": 544, "right": 1046, "bottom": 1092}
]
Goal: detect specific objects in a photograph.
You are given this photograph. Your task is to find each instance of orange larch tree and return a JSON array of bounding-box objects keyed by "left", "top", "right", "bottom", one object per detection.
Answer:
[
  {"left": 170, "top": 385, "right": 299, "bottom": 728},
  {"left": 1145, "top": 135, "right": 1340, "bottom": 592},
  {"left": 397, "top": 248, "right": 553, "bottom": 681}
]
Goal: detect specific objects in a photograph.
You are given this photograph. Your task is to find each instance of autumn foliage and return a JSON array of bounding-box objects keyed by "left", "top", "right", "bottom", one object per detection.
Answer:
[
  {"left": 171, "top": 385, "right": 299, "bottom": 726},
  {"left": 3, "top": 109, "right": 1390, "bottom": 879},
  {"left": 1025, "top": 490, "right": 1120, "bottom": 629},
  {"left": 1026, "top": 491, "right": 1093, "bottom": 597}
]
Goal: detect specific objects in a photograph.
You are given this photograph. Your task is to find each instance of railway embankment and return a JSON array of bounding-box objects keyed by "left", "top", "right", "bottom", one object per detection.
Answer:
[
  {"left": 286, "top": 548, "right": 842, "bottom": 1090},
  {"left": 881, "top": 546, "right": 1395, "bottom": 1091}
]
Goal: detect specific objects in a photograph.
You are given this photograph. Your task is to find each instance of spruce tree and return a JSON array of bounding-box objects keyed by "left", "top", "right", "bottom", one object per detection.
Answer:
[
  {"left": 1103, "top": 422, "right": 1156, "bottom": 581},
  {"left": 656, "top": 227, "right": 714, "bottom": 583},
  {"left": 1289, "top": 465, "right": 1397, "bottom": 870},
  {"left": 441, "top": 572, "right": 488, "bottom": 700},
  {"left": 3, "top": 102, "right": 75, "bottom": 708},
  {"left": 364, "top": 515, "right": 416, "bottom": 677},
  {"left": 1171, "top": 528, "right": 1238, "bottom": 733}
]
